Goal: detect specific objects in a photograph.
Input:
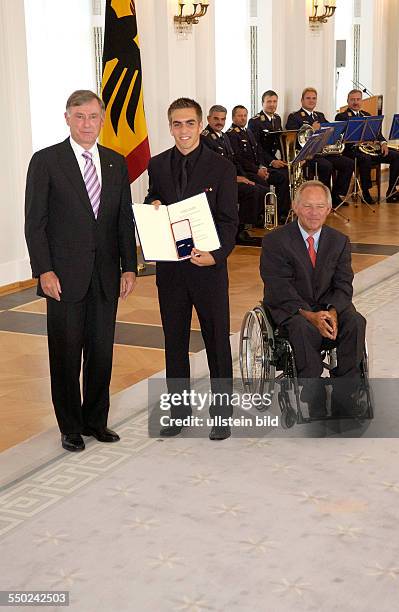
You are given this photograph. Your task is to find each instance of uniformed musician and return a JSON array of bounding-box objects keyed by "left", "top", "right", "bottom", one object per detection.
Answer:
[
  {"left": 226, "top": 105, "right": 290, "bottom": 221},
  {"left": 335, "top": 89, "right": 399, "bottom": 203},
  {"left": 286, "top": 87, "right": 354, "bottom": 208},
  {"left": 202, "top": 105, "right": 267, "bottom": 244}
]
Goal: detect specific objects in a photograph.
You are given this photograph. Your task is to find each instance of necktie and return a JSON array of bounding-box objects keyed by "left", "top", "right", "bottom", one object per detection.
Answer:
[
  {"left": 270, "top": 116, "right": 276, "bottom": 130},
  {"left": 307, "top": 236, "right": 316, "bottom": 267},
  {"left": 179, "top": 157, "right": 188, "bottom": 198},
  {"left": 82, "top": 151, "right": 101, "bottom": 218}
]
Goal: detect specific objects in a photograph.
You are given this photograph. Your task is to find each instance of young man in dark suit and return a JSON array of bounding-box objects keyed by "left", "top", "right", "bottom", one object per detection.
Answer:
[
  {"left": 145, "top": 98, "right": 238, "bottom": 440},
  {"left": 286, "top": 87, "right": 354, "bottom": 208},
  {"left": 335, "top": 89, "right": 399, "bottom": 203},
  {"left": 25, "top": 90, "right": 137, "bottom": 452},
  {"left": 260, "top": 180, "right": 366, "bottom": 414}
]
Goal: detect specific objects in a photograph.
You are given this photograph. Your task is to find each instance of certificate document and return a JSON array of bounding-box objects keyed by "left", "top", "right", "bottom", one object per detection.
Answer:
[{"left": 132, "top": 192, "right": 221, "bottom": 262}]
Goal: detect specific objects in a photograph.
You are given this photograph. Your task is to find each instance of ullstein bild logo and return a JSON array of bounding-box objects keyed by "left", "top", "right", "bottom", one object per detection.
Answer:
[{"left": 159, "top": 414, "right": 280, "bottom": 428}]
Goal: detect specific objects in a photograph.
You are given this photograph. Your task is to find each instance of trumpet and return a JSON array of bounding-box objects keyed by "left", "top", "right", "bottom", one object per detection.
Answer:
[{"left": 264, "top": 185, "right": 278, "bottom": 230}]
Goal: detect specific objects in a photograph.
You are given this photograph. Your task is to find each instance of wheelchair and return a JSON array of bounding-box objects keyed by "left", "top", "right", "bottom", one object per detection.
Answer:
[{"left": 239, "top": 302, "right": 373, "bottom": 429}]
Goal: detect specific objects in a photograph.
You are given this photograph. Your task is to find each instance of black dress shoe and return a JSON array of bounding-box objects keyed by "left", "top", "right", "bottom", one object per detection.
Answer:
[
  {"left": 236, "top": 231, "right": 261, "bottom": 246},
  {"left": 61, "top": 433, "right": 85, "bottom": 452},
  {"left": 363, "top": 190, "right": 377, "bottom": 204},
  {"left": 159, "top": 425, "right": 183, "bottom": 437},
  {"left": 82, "top": 427, "right": 120, "bottom": 442},
  {"left": 386, "top": 192, "right": 399, "bottom": 203},
  {"left": 209, "top": 425, "right": 231, "bottom": 440}
]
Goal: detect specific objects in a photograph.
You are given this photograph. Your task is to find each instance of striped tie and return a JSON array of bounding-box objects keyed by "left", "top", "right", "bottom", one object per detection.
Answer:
[
  {"left": 82, "top": 150, "right": 101, "bottom": 218},
  {"left": 307, "top": 236, "right": 316, "bottom": 267}
]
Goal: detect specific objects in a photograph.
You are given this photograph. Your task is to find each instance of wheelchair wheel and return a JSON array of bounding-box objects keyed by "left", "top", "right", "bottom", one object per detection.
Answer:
[
  {"left": 278, "top": 390, "right": 297, "bottom": 429},
  {"left": 239, "top": 305, "right": 275, "bottom": 401}
]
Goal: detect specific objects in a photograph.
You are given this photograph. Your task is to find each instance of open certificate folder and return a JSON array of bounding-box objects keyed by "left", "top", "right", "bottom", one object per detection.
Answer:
[{"left": 132, "top": 192, "right": 221, "bottom": 262}]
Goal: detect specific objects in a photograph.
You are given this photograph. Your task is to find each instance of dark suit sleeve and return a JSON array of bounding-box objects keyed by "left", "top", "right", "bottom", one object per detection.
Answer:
[
  {"left": 227, "top": 132, "right": 259, "bottom": 175},
  {"left": 143, "top": 159, "right": 163, "bottom": 204},
  {"left": 286, "top": 113, "right": 302, "bottom": 130},
  {"left": 118, "top": 159, "right": 138, "bottom": 274},
  {"left": 210, "top": 161, "right": 238, "bottom": 266},
  {"left": 322, "top": 236, "right": 353, "bottom": 313},
  {"left": 260, "top": 234, "right": 312, "bottom": 321},
  {"left": 25, "top": 152, "right": 53, "bottom": 278},
  {"left": 248, "top": 118, "right": 261, "bottom": 143}
]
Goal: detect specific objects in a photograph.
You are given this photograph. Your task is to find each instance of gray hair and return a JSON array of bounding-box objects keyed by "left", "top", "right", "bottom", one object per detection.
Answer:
[
  {"left": 66, "top": 90, "right": 105, "bottom": 114},
  {"left": 208, "top": 105, "right": 227, "bottom": 115},
  {"left": 294, "top": 180, "right": 332, "bottom": 208}
]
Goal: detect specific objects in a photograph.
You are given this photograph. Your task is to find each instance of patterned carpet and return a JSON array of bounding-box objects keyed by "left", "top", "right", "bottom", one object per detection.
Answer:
[{"left": 1, "top": 255, "right": 399, "bottom": 611}]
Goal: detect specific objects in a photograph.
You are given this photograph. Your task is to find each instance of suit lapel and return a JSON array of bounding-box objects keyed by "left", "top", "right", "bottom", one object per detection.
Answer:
[
  {"left": 314, "top": 226, "right": 330, "bottom": 288},
  {"left": 97, "top": 146, "right": 113, "bottom": 221},
  {"left": 184, "top": 146, "right": 213, "bottom": 198},
  {"left": 165, "top": 149, "right": 178, "bottom": 203},
  {"left": 57, "top": 139, "right": 95, "bottom": 219}
]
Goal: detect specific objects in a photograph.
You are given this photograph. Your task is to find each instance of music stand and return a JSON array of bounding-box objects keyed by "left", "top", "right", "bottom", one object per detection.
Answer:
[
  {"left": 318, "top": 121, "right": 347, "bottom": 146},
  {"left": 339, "top": 117, "right": 377, "bottom": 212},
  {"left": 284, "top": 129, "right": 334, "bottom": 224}
]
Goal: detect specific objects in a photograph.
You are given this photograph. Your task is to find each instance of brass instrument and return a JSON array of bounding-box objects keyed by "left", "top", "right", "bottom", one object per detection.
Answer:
[
  {"left": 279, "top": 129, "right": 307, "bottom": 200},
  {"left": 264, "top": 185, "right": 278, "bottom": 230},
  {"left": 297, "top": 123, "right": 314, "bottom": 148},
  {"left": 358, "top": 142, "right": 381, "bottom": 156},
  {"left": 322, "top": 133, "right": 345, "bottom": 155}
]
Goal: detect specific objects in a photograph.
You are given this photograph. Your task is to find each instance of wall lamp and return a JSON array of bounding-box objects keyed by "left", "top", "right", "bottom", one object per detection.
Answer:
[
  {"left": 309, "top": 0, "right": 337, "bottom": 27},
  {"left": 174, "top": 2, "right": 209, "bottom": 38}
]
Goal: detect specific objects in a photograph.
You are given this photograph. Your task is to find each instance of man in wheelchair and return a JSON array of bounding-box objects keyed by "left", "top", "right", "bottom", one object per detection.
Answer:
[{"left": 260, "top": 180, "right": 366, "bottom": 417}]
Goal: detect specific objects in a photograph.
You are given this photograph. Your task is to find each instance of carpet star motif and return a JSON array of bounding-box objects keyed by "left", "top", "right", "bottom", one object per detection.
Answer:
[
  {"left": 271, "top": 463, "right": 296, "bottom": 473},
  {"left": 367, "top": 563, "right": 399, "bottom": 579},
  {"left": 108, "top": 485, "right": 136, "bottom": 497},
  {"left": 149, "top": 552, "right": 184, "bottom": 569},
  {"left": 188, "top": 473, "right": 215, "bottom": 486},
  {"left": 213, "top": 503, "right": 245, "bottom": 516},
  {"left": 35, "top": 531, "right": 68, "bottom": 545},
  {"left": 329, "top": 525, "right": 363, "bottom": 539},
  {"left": 381, "top": 481, "right": 399, "bottom": 493},
  {"left": 272, "top": 578, "right": 313, "bottom": 597},
  {"left": 50, "top": 569, "right": 84, "bottom": 587},
  {"left": 174, "top": 595, "right": 213, "bottom": 611},
  {"left": 244, "top": 439, "right": 273, "bottom": 448},
  {"left": 126, "top": 517, "right": 159, "bottom": 530},
  {"left": 344, "top": 452, "right": 372, "bottom": 464},
  {"left": 294, "top": 491, "right": 328, "bottom": 504},
  {"left": 167, "top": 447, "right": 194, "bottom": 457},
  {"left": 240, "top": 536, "right": 277, "bottom": 553}
]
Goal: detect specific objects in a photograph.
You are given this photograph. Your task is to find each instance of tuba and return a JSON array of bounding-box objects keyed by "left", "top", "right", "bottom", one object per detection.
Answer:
[
  {"left": 279, "top": 129, "right": 307, "bottom": 201},
  {"left": 264, "top": 185, "right": 278, "bottom": 230}
]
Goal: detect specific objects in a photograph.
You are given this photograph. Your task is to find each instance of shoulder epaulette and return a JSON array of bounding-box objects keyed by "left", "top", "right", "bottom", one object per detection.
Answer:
[{"left": 202, "top": 129, "right": 210, "bottom": 136}]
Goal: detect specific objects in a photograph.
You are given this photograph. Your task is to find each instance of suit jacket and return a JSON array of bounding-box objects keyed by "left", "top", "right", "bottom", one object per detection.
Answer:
[
  {"left": 248, "top": 111, "right": 283, "bottom": 164},
  {"left": 144, "top": 144, "right": 238, "bottom": 281},
  {"left": 260, "top": 221, "right": 353, "bottom": 325},
  {"left": 25, "top": 138, "right": 137, "bottom": 302},
  {"left": 226, "top": 124, "right": 265, "bottom": 175},
  {"left": 286, "top": 108, "right": 328, "bottom": 130},
  {"left": 201, "top": 126, "right": 245, "bottom": 175}
]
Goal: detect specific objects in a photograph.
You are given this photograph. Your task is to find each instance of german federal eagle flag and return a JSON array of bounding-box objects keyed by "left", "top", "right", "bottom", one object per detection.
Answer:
[{"left": 100, "top": 0, "right": 150, "bottom": 182}]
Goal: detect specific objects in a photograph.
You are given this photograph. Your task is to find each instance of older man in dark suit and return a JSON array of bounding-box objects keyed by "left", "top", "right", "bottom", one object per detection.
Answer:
[
  {"left": 145, "top": 98, "right": 238, "bottom": 440},
  {"left": 260, "top": 180, "right": 366, "bottom": 413},
  {"left": 25, "top": 90, "right": 137, "bottom": 452}
]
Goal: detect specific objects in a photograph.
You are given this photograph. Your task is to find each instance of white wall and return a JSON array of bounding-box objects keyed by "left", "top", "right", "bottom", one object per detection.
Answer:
[
  {"left": 214, "top": 0, "right": 250, "bottom": 121},
  {"left": 24, "top": 0, "right": 95, "bottom": 152},
  {"left": 0, "top": 0, "right": 33, "bottom": 284}
]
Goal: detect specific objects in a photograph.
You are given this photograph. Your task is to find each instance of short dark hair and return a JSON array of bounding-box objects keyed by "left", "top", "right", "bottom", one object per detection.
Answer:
[
  {"left": 66, "top": 90, "right": 105, "bottom": 113},
  {"left": 262, "top": 90, "right": 278, "bottom": 102},
  {"left": 167, "top": 98, "right": 202, "bottom": 122},
  {"left": 347, "top": 89, "right": 363, "bottom": 100},
  {"left": 208, "top": 104, "right": 227, "bottom": 115},
  {"left": 232, "top": 105, "right": 247, "bottom": 118}
]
